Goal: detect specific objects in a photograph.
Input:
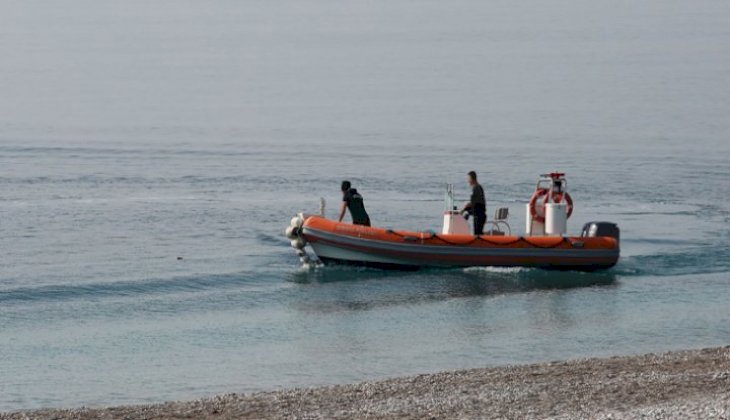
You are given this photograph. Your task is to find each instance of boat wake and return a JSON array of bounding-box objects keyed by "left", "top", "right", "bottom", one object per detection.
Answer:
[
  {"left": 462, "top": 266, "right": 533, "bottom": 274},
  {"left": 615, "top": 248, "right": 730, "bottom": 277},
  {"left": 0, "top": 271, "right": 264, "bottom": 305}
]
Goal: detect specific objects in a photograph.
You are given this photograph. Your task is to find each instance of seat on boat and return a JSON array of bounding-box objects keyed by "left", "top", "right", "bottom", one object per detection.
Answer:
[{"left": 484, "top": 207, "right": 511, "bottom": 235}]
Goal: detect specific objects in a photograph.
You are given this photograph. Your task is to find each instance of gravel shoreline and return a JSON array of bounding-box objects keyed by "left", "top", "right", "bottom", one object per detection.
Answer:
[{"left": 4, "top": 346, "right": 729, "bottom": 419}]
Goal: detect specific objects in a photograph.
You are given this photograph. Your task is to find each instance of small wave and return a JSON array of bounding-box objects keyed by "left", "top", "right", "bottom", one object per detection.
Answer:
[
  {"left": 0, "top": 272, "right": 266, "bottom": 304},
  {"left": 0, "top": 175, "right": 151, "bottom": 185},
  {"left": 257, "top": 232, "right": 288, "bottom": 246},
  {"left": 462, "top": 266, "right": 617, "bottom": 290},
  {"left": 621, "top": 238, "right": 709, "bottom": 246},
  {"left": 617, "top": 246, "right": 730, "bottom": 277},
  {"left": 613, "top": 210, "right": 698, "bottom": 216},
  {"left": 0, "top": 144, "right": 262, "bottom": 158},
  {"left": 463, "top": 266, "right": 532, "bottom": 274},
  {"left": 287, "top": 263, "right": 396, "bottom": 284},
  {"left": 288, "top": 262, "right": 616, "bottom": 292}
]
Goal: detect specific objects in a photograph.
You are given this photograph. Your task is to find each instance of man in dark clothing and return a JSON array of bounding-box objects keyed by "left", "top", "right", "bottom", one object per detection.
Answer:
[
  {"left": 338, "top": 180, "right": 371, "bottom": 226},
  {"left": 461, "top": 171, "right": 487, "bottom": 235}
]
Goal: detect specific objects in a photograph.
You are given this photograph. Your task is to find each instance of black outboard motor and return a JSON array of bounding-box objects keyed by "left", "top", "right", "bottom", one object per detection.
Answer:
[{"left": 581, "top": 222, "right": 620, "bottom": 246}]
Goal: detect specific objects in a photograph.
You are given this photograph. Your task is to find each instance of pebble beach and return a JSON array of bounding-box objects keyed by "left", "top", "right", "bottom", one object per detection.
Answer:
[{"left": 4, "top": 346, "right": 728, "bottom": 420}]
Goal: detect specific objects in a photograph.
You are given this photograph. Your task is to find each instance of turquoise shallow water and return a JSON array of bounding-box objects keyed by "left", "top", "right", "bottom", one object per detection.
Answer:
[{"left": 2, "top": 0, "right": 730, "bottom": 411}]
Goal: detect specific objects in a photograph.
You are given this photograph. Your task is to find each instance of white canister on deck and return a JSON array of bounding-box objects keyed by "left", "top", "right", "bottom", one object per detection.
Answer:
[
  {"left": 525, "top": 203, "right": 545, "bottom": 236},
  {"left": 545, "top": 203, "right": 568, "bottom": 236}
]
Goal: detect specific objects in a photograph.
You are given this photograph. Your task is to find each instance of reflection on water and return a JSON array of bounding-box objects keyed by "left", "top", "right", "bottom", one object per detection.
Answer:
[{"left": 287, "top": 265, "right": 617, "bottom": 314}]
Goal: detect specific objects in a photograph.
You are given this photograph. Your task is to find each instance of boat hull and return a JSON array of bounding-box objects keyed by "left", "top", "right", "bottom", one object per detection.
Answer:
[{"left": 302, "top": 217, "right": 619, "bottom": 271}]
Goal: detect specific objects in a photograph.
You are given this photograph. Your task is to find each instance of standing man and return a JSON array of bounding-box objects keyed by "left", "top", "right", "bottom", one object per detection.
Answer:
[
  {"left": 338, "top": 180, "right": 371, "bottom": 226},
  {"left": 461, "top": 171, "right": 487, "bottom": 235}
]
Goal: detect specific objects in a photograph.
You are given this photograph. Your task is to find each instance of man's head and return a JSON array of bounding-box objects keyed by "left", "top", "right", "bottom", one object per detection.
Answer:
[
  {"left": 341, "top": 180, "right": 352, "bottom": 193},
  {"left": 467, "top": 171, "right": 478, "bottom": 186}
]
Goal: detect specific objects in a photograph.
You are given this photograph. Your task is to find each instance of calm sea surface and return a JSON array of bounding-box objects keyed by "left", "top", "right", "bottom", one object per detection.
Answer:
[{"left": 1, "top": 0, "right": 730, "bottom": 411}]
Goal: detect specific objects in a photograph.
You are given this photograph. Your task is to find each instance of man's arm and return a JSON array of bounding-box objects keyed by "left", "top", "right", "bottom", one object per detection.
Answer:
[
  {"left": 338, "top": 202, "right": 347, "bottom": 222},
  {"left": 462, "top": 186, "right": 477, "bottom": 213}
]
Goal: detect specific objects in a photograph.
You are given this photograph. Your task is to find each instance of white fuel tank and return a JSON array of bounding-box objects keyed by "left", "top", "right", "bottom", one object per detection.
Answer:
[
  {"left": 545, "top": 203, "right": 568, "bottom": 236},
  {"left": 442, "top": 211, "right": 471, "bottom": 235}
]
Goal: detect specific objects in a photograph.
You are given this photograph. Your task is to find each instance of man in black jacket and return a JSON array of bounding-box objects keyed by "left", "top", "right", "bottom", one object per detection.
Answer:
[
  {"left": 338, "top": 180, "right": 371, "bottom": 226},
  {"left": 461, "top": 171, "right": 487, "bottom": 235}
]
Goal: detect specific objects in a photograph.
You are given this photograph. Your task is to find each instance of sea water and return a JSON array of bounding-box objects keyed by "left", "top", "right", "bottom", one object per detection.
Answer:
[{"left": 1, "top": 0, "right": 730, "bottom": 411}]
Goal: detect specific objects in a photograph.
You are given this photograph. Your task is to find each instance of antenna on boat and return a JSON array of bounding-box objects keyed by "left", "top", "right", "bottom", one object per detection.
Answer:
[{"left": 445, "top": 183, "right": 456, "bottom": 212}]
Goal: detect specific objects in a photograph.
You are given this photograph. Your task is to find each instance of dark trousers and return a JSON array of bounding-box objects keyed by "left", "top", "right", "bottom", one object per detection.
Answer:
[
  {"left": 354, "top": 217, "right": 371, "bottom": 227},
  {"left": 473, "top": 204, "right": 486, "bottom": 235}
]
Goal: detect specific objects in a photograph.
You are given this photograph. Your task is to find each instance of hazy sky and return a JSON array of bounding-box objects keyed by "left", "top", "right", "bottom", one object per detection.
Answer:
[{"left": 1, "top": 0, "right": 729, "bottom": 146}]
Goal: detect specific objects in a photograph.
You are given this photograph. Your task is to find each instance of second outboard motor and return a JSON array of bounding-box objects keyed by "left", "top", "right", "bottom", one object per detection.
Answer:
[{"left": 581, "top": 222, "right": 620, "bottom": 245}]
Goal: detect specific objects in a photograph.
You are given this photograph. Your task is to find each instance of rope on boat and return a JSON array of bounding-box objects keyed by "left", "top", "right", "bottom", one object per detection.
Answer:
[
  {"left": 386, "top": 229, "right": 565, "bottom": 248},
  {"left": 521, "top": 237, "right": 567, "bottom": 248}
]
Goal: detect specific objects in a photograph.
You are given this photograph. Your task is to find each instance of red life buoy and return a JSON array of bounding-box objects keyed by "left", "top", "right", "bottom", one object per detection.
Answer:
[
  {"left": 528, "top": 188, "right": 549, "bottom": 223},
  {"left": 529, "top": 189, "right": 573, "bottom": 223}
]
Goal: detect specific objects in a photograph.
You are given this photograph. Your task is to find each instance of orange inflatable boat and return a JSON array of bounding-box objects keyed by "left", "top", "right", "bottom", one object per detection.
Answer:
[{"left": 286, "top": 173, "right": 620, "bottom": 271}]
